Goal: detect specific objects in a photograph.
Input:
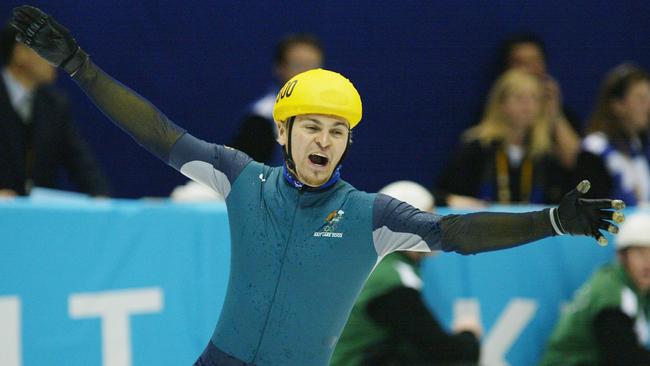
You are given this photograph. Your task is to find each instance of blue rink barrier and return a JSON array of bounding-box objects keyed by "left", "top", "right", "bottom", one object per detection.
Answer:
[
  {"left": 0, "top": 198, "right": 644, "bottom": 366},
  {"left": 424, "top": 206, "right": 646, "bottom": 366}
]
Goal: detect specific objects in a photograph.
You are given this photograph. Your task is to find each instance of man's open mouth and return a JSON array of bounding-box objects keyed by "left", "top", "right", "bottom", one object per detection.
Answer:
[{"left": 308, "top": 154, "right": 329, "bottom": 166}]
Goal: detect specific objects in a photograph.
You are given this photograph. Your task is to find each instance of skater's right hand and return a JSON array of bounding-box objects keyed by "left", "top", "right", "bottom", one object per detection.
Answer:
[{"left": 10, "top": 5, "right": 88, "bottom": 75}]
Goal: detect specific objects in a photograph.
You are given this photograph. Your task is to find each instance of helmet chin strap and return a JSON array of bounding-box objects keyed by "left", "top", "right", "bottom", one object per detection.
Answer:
[
  {"left": 283, "top": 116, "right": 298, "bottom": 173},
  {"left": 282, "top": 116, "right": 352, "bottom": 190}
]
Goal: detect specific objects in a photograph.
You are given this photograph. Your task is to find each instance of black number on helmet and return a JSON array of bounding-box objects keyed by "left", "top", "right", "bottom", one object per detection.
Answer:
[
  {"left": 277, "top": 80, "right": 299, "bottom": 102},
  {"left": 285, "top": 80, "right": 298, "bottom": 97}
]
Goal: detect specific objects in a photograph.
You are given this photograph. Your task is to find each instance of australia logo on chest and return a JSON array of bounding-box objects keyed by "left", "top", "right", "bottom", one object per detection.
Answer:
[{"left": 313, "top": 209, "right": 345, "bottom": 238}]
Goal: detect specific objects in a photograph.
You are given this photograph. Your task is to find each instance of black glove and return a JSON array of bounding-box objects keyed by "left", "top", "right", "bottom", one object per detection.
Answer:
[
  {"left": 551, "top": 180, "right": 625, "bottom": 246},
  {"left": 10, "top": 5, "right": 88, "bottom": 75}
]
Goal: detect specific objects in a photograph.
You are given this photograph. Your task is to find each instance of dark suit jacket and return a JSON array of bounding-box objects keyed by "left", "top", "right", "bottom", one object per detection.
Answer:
[{"left": 0, "top": 77, "right": 110, "bottom": 196}]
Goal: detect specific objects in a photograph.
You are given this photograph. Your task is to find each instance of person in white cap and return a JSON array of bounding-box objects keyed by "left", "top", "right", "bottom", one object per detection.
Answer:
[
  {"left": 332, "top": 181, "right": 482, "bottom": 366},
  {"left": 541, "top": 212, "right": 650, "bottom": 366}
]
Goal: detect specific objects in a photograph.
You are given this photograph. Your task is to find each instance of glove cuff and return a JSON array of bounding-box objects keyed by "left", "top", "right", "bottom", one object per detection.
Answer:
[
  {"left": 60, "top": 46, "right": 88, "bottom": 76},
  {"left": 549, "top": 207, "right": 566, "bottom": 235}
]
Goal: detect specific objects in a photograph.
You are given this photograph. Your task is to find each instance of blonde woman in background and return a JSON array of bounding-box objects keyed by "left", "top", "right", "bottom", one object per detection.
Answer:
[{"left": 437, "top": 69, "right": 570, "bottom": 204}]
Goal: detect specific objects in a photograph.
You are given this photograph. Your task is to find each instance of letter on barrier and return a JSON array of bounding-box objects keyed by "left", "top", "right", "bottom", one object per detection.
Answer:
[
  {"left": 69, "top": 288, "right": 163, "bottom": 366},
  {"left": 0, "top": 296, "right": 21, "bottom": 366}
]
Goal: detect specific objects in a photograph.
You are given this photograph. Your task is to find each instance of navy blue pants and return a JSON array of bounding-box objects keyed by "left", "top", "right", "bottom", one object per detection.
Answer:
[{"left": 193, "top": 342, "right": 256, "bottom": 366}]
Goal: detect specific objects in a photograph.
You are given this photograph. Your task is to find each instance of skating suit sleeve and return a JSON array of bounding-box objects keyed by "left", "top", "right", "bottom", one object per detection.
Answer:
[
  {"left": 72, "top": 60, "right": 252, "bottom": 198},
  {"left": 372, "top": 193, "right": 443, "bottom": 256},
  {"left": 372, "top": 193, "right": 555, "bottom": 256}
]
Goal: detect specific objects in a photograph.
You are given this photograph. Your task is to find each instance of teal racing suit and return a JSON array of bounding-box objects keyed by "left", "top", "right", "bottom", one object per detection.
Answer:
[{"left": 70, "top": 59, "right": 557, "bottom": 366}]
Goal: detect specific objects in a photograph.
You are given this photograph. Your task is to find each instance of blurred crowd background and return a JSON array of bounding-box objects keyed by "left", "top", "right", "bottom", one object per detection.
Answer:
[{"left": 1, "top": 0, "right": 648, "bottom": 201}]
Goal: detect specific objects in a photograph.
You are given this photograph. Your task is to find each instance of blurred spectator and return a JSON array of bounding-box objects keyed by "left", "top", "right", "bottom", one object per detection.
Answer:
[
  {"left": 540, "top": 212, "right": 650, "bottom": 366},
  {"left": 230, "top": 33, "right": 324, "bottom": 165},
  {"left": 436, "top": 69, "right": 568, "bottom": 205},
  {"left": 170, "top": 34, "right": 324, "bottom": 201},
  {"left": 331, "top": 181, "right": 481, "bottom": 366},
  {"left": 575, "top": 63, "right": 650, "bottom": 206},
  {"left": 496, "top": 33, "right": 581, "bottom": 169},
  {"left": 0, "top": 24, "right": 109, "bottom": 197}
]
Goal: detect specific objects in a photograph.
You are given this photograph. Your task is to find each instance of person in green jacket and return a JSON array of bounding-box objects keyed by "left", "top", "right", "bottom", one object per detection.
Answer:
[
  {"left": 331, "top": 181, "right": 482, "bottom": 366},
  {"left": 540, "top": 212, "right": 650, "bottom": 366}
]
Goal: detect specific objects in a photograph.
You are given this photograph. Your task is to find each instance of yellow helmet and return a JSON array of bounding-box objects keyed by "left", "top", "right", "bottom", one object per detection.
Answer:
[{"left": 273, "top": 68, "right": 362, "bottom": 128}]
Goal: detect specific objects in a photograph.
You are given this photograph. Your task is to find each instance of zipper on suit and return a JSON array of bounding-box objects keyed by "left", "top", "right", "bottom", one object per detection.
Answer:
[{"left": 251, "top": 189, "right": 303, "bottom": 362}]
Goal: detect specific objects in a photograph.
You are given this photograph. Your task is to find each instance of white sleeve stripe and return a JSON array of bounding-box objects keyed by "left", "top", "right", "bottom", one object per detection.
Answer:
[
  {"left": 549, "top": 208, "right": 565, "bottom": 235},
  {"left": 180, "top": 160, "right": 232, "bottom": 199},
  {"left": 373, "top": 226, "right": 431, "bottom": 256}
]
